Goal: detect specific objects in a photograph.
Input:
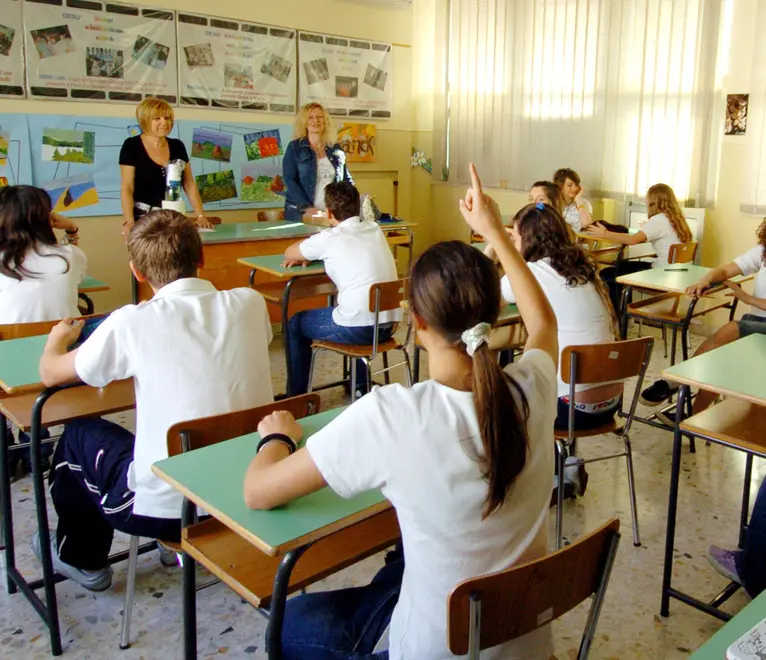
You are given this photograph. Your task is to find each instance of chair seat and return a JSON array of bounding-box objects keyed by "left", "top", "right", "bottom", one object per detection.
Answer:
[
  {"left": 312, "top": 337, "right": 403, "bottom": 358},
  {"left": 158, "top": 539, "right": 182, "bottom": 553},
  {"left": 627, "top": 292, "right": 731, "bottom": 322},
  {"left": 553, "top": 418, "right": 621, "bottom": 440}
]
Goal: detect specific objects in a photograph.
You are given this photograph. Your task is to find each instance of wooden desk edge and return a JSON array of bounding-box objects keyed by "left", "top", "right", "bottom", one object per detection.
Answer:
[
  {"left": 79, "top": 285, "right": 110, "bottom": 293},
  {"left": 662, "top": 371, "right": 766, "bottom": 407},
  {"left": 151, "top": 463, "right": 391, "bottom": 558},
  {"left": 236, "top": 258, "right": 325, "bottom": 279},
  {"left": 0, "top": 377, "right": 42, "bottom": 397}
]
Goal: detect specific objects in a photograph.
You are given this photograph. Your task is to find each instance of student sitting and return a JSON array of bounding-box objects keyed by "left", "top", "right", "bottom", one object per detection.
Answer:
[
  {"left": 640, "top": 219, "right": 766, "bottom": 409},
  {"left": 554, "top": 167, "right": 593, "bottom": 232},
  {"left": 36, "top": 210, "right": 274, "bottom": 591},
  {"left": 588, "top": 183, "right": 692, "bottom": 311},
  {"left": 528, "top": 180, "right": 561, "bottom": 211},
  {"left": 243, "top": 164, "right": 559, "bottom": 660},
  {"left": 0, "top": 185, "right": 85, "bottom": 477},
  {"left": 283, "top": 181, "right": 400, "bottom": 396}
]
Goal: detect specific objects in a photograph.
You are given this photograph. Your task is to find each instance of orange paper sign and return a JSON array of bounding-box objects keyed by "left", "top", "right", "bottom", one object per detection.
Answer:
[{"left": 338, "top": 123, "right": 377, "bottom": 163}]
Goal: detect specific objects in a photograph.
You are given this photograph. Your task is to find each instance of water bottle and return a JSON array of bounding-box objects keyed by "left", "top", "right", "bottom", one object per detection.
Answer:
[{"left": 165, "top": 159, "right": 184, "bottom": 202}]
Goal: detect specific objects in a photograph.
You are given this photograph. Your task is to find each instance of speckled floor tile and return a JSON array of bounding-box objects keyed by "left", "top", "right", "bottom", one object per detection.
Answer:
[{"left": 0, "top": 326, "right": 759, "bottom": 658}]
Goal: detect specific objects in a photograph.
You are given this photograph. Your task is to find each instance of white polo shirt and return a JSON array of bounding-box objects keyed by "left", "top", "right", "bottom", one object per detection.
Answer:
[
  {"left": 307, "top": 349, "right": 557, "bottom": 660},
  {"left": 74, "top": 278, "right": 274, "bottom": 519},
  {"left": 0, "top": 244, "right": 86, "bottom": 324},
  {"left": 734, "top": 245, "right": 766, "bottom": 318},
  {"left": 298, "top": 216, "right": 402, "bottom": 327},
  {"left": 639, "top": 213, "right": 682, "bottom": 268},
  {"left": 562, "top": 198, "right": 593, "bottom": 232}
]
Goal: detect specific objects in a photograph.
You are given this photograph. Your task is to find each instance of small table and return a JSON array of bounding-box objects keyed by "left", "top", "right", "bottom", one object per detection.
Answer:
[
  {"left": 690, "top": 589, "right": 766, "bottom": 658},
  {"left": 78, "top": 275, "right": 110, "bottom": 315},
  {"left": 661, "top": 334, "right": 766, "bottom": 623},
  {"left": 152, "top": 407, "right": 398, "bottom": 660}
]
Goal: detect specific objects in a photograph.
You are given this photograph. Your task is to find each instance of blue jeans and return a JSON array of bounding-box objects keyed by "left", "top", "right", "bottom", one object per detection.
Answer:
[
  {"left": 279, "top": 547, "right": 404, "bottom": 660},
  {"left": 287, "top": 307, "right": 394, "bottom": 396},
  {"left": 737, "top": 478, "right": 766, "bottom": 597}
]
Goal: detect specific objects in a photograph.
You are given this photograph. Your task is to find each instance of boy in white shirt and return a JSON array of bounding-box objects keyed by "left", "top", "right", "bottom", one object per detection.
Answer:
[
  {"left": 283, "top": 181, "right": 401, "bottom": 395},
  {"left": 35, "top": 210, "right": 274, "bottom": 591}
]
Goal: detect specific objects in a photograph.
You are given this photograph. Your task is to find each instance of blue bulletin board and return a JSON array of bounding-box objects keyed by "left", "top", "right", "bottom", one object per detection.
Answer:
[{"left": 0, "top": 114, "right": 32, "bottom": 188}]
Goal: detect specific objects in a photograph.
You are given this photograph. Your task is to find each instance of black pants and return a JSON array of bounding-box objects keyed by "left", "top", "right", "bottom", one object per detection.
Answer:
[
  {"left": 49, "top": 418, "right": 180, "bottom": 571},
  {"left": 599, "top": 261, "right": 653, "bottom": 314}
]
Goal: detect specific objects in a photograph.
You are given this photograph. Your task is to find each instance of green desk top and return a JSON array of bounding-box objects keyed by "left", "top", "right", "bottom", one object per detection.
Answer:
[
  {"left": 498, "top": 303, "right": 520, "bottom": 325},
  {"left": 201, "top": 221, "right": 319, "bottom": 245},
  {"left": 238, "top": 254, "right": 326, "bottom": 278},
  {"left": 0, "top": 334, "right": 46, "bottom": 394},
  {"left": 152, "top": 407, "right": 388, "bottom": 556},
  {"left": 690, "top": 589, "right": 766, "bottom": 658},
  {"left": 79, "top": 275, "right": 109, "bottom": 292},
  {"left": 615, "top": 264, "right": 712, "bottom": 292},
  {"left": 663, "top": 334, "right": 766, "bottom": 405}
]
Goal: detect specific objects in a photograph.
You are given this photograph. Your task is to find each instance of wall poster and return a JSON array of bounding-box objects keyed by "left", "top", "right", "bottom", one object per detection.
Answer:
[{"left": 0, "top": 0, "right": 25, "bottom": 97}]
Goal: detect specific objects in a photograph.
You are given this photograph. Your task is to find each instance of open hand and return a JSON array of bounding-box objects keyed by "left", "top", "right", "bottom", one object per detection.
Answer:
[
  {"left": 686, "top": 278, "right": 712, "bottom": 298},
  {"left": 282, "top": 259, "right": 310, "bottom": 268},
  {"left": 196, "top": 215, "right": 214, "bottom": 229},
  {"left": 258, "top": 411, "right": 303, "bottom": 443},
  {"left": 586, "top": 223, "right": 606, "bottom": 237},
  {"left": 458, "top": 163, "right": 503, "bottom": 239}
]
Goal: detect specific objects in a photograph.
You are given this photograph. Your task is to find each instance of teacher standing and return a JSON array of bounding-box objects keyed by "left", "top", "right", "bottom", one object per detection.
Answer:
[
  {"left": 119, "top": 97, "right": 211, "bottom": 237},
  {"left": 283, "top": 103, "right": 353, "bottom": 221}
]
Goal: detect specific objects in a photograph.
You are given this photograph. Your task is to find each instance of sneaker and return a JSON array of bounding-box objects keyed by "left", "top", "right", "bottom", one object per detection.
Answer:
[
  {"left": 706, "top": 545, "right": 742, "bottom": 584},
  {"left": 640, "top": 379, "right": 679, "bottom": 407},
  {"left": 31, "top": 530, "right": 113, "bottom": 592},
  {"left": 158, "top": 542, "right": 179, "bottom": 567},
  {"left": 564, "top": 457, "right": 589, "bottom": 497},
  {"left": 549, "top": 476, "right": 576, "bottom": 508}
]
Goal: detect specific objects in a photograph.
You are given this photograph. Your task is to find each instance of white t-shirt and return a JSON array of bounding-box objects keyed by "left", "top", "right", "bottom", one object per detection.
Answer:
[
  {"left": 299, "top": 216, "right": 402, "bottom": 327},
  {"left": 639, "top": 213, "right": 682, "bottom": 268},
  {"left": 0, "top": 243, "right": 86, "bottom": 324},
  {"left": 313, "top": 157, "right": 336, "bottom": 211},
  {"left": 734, "top": 245, "right": 766, "bottom": 318},
  {"left": 74, "top": 278, "right": 274, "bottom": 519},
  {"left": 501, "top": 260, "right": 614, "bottom": 397},
  {"left": 562, "top": 198, "right": 593, "bottom": 233},
  {"left": 307, "top": 349, "right": 557, "bottom": 660}
]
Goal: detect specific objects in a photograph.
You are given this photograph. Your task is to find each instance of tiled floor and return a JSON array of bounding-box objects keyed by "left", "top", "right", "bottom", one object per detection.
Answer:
[{"left": 1, "top": 327, "right": 761, "bottom": 659}]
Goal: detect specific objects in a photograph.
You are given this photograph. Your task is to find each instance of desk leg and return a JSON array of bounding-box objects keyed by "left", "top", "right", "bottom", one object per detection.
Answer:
[
  {"left": 0, "top": 414, "right": 16, "bottom": 592},
  {"left": 620, "top": 286, "right": 632, "bottom": 339},
  {"left": 739, "top": 454, "right": 754, "bottom": 549},
  {"left": 282, "top": 278, "right": 297, "bottom": 397},
  {"left": 267, "top": 546, "right": 308, "bottom": 660},
  {"left": 661, "top": 384, "right": 688, "bottom": 618},
  {"left": 31, "top": 391, "right": 62, "bottom": 655},
  {"left": 413, "top": 345, "right": 421, "bottom": 383},
  {"left": 248, "top": 268, "right": 256, "bottom": 288},
  {"left": 182, "top": 496, "right": 197, "bottom": 660}
]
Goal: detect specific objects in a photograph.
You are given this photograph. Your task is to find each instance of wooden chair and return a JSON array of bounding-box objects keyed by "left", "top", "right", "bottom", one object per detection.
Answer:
[
  {"left": 668, "top": 241, "right": 698, "bottom": 265},
  {"left": 119, "top": 394, "right": 320, "bottom": 649},
  {"left": 307, "top": 279, "right": 412, "bottom": 399},
  {"left": 448, "top": 518, "right": 621, "bottom": 660},
  {"left": 555, "top": 337, "right": 653, "bottom": 549}
]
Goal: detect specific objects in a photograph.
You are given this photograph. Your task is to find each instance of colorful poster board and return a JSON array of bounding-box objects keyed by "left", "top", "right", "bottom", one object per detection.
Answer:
[
  {"left": 177, "top": 119, "right": 291, "bottom": 210},
  {"left": 23, "top": 0, "right": 178, "bottom": 103},
  {"left": 338, "top": 123, "right": 377, "bottom": 162},
  {"left": 0, "top": 0, "right": 25, "bottom": 98},
  {"left": 298, "top": 31, "right": 392, "bottom": 120},
  {"left": 0, "top": 114, "right": 33, "bottom": 188},
  {"left": 177, "top": 12, "right": 296, "bottom": 113}
]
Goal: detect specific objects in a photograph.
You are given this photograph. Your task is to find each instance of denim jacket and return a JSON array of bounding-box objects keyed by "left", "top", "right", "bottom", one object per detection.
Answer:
[{"left": 282, "top": 138, "right": 354, "bottom": 220}]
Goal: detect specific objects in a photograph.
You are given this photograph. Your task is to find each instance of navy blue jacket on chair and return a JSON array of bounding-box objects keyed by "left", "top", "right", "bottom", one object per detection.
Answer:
[{"left": 282, "top": 138, "right": 354, "bottom": 221}]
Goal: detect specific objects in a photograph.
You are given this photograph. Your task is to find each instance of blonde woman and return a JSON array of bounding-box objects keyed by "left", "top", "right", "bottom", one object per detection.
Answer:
[
  {"left": 588, "top": 183, "right": 692, "bottom": 310},
  {"left": 283, "top": 103, "right": 353, "bottom": 221},
  {"left": 119, "top": 97, "right": 211, "bottom": 237}
]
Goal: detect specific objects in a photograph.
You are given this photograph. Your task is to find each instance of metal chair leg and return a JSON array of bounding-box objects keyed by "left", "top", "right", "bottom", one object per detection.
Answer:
[
  {"left": 350, "top": 358, "right": 358, "bottom": 403},
  {"left": 555, "top": 439, "right": 567, "bottom": 550},
  {"left": 364, "top": 358, "right": 372, "bottom": 394},
  {"left": 382, "top": 353, "right": 390, "bottom": 385},
  {"left": 662, "top": 325, "right": 668, "bottom": 359},
  {"left": 119, "top": 535, "right": 141, "bottom": 650},
  {"left": 306, "top": 348, "right": 319, "bottom": 394},
  {"left": 623, "top": 434, "right": 641, "bottom": 547},
  {"left": 401, "top": 349, "right": 412, "bottom": 387}
]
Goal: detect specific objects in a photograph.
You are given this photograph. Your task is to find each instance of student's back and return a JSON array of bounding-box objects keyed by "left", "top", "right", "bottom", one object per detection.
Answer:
[{"left": 0, "top": 185, "right": 86, "bottom": 324}]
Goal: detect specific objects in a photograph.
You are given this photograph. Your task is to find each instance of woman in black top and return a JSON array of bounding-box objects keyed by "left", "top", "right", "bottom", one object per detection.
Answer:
[{"left": 119, "top": 98, "right": 211, "bottom": 237}]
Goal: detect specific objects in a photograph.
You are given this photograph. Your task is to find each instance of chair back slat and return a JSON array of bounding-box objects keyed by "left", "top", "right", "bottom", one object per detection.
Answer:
[
  {"left": 560, "top": 337, "right": 653, "bottom": 385},
  {"left": 368, "top": 278, "right": 408, "bottom": 314},
  {"left": 0, "top": 314, "right": 104, "bottom": 341},
  {"left": 166, "top": 393, "right": 320, "bottom": 457},
  {"left": 668, "top": 241, "right": 698, "bottom": 265},
  {"left": 448, "top": 518, "right": 621, "bottom": 654}
]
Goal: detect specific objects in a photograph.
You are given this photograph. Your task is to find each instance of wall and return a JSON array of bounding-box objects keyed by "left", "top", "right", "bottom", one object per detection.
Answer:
[{"left": 0, "top": 0, "right": 416, "bottom": 311}]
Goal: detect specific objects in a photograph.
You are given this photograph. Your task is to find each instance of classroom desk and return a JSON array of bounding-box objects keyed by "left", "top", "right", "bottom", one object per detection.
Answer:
[
  {"left": 0, "top": 338, "right": 136, "bottom": 656},
  {"left": 690, "top": 588, "right": 766, "bottom": 658},
  {"left": 78, "top": 275, "right": 110, "bottom": 315},
  {"left": 661, "top": 334, "right": 766, "bottom": 623},
  {"left": 152, "top": 407, "right": 399, "bottom": 660}
]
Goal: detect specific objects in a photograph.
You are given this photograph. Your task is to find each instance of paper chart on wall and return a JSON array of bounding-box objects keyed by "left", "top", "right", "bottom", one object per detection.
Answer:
[
  {"left": 177, "top": 12, "right": 296, "bottom": 114},
  {"left": 22, "top": 0, "right": 177, "bottom": 103},
  {"left": 298, "top": 31, "right": 392, "bottom": 120},
  {"left": 178, "top": 119, "right": 292, "bottom": 210},
  {"left": 0, "top": 114, "right": 33, "bottom": 188},
  {"left": 0, "top": 0, "right": 25, "bottom": 98}
]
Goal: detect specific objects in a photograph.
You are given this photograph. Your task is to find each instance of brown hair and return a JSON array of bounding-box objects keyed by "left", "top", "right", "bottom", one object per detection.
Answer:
[
  {"left": 515, "top": 203, "right": 619, "bottom": 337},
  {"left": 553, "top": 168, "right": 581, "bottom": 188},
  {"left": 530, "top": 180, "right": 561, "bottom": 212},
  {"left": 646, "top": 183, "right": 692, "bottom": 243},
  {"left": 135, "top": 97, "right": 175, "bottom": 134},
  {"left": 758, "top": 219, "right": 766, "bottom": 263},
  {"left": 127, "top": 210, "right": 201, "bottom": 288},
  {"left": 293, "top": 102, "right": 335, "bottom": 145},
  {"left": 325, "top": 181, "right": 360, "bottom": 221},
  {"left": 410, "top": 241, "right": 529, "bottom": 518},
  {"left": 0, "top": 185, "right": 67, "bottom": 281}
]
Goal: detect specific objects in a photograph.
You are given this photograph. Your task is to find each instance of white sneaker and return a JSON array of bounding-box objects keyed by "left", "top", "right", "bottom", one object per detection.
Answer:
[{"left": 31, "top": 530, "right": 113, "bottom": 592}]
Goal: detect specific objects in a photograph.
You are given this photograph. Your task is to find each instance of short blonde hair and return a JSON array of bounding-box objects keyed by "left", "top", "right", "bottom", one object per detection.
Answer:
[
  {"left": 293, "top": 103, "right": 335, "bottom": 145},
  {"left": 135, "top": 97, "right": 175, "bottom": 134}
]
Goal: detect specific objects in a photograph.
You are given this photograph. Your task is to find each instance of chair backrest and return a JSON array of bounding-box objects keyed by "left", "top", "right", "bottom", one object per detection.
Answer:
[
  {"left": 560, "top": 336, "right": 654, "bottom": 386},
  {"left": 668, "top": 241, "right": 698, "bottom": 265},
  {"left": 447, "top": 518, "right": 621, "bottom": 657},
  {"left": 0, "top": 314, "right": 104, "bottom": 341},
  {"left": 166, "top": 393, "right": 320, "bottom": 457},
  {"left": 368, "top": 278, "right": 409, "bottom": 314}
]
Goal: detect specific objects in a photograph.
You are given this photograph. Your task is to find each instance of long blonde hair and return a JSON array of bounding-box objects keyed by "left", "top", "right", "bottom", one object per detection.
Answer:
[
  {"left": 646, "top": 184, "right": 692, "bottom": 243},
  {"left": 293, "top": 103, "right": 335, "bottom": 145}
]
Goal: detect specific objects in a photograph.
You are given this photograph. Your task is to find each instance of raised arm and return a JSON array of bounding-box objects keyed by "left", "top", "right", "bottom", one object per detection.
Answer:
[{"left": 459, "top": 164, "right": 558, "bottom": 366}]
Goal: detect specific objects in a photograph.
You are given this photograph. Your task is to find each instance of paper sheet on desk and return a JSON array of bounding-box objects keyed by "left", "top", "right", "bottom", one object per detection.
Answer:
[
  {"left": 252, "top": 222, "right": 305, "bottom": 231},
  {"left": 197, "top": 228, "right": 216, "bottom": 233}
]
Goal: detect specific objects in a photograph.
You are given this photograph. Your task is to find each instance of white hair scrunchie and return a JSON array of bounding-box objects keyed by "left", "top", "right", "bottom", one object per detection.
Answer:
[{"left": 461, "top": 322, "right": 491, "bottom": 357}]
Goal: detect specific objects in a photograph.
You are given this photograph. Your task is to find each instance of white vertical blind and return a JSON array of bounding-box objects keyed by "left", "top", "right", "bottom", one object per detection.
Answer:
[
  {"left": 444, "top": 0, "right": 723, "bottom": 205},
  {"left": 742, "top": 0, "right": 766, "bottom": 213}
]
